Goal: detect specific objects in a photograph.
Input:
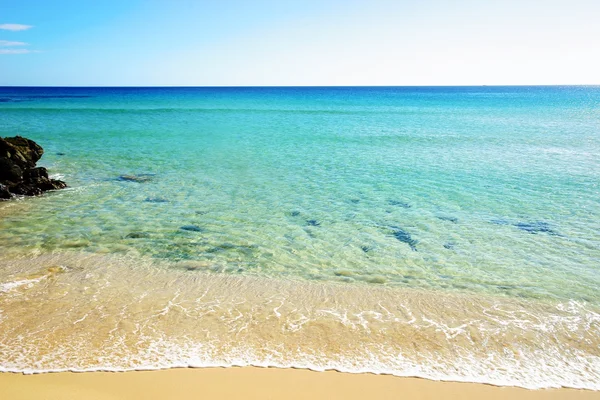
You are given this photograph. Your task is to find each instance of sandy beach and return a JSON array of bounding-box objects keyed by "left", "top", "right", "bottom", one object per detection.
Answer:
[{"left": 2, "top": 367, "right": 600, "bottom": 400}]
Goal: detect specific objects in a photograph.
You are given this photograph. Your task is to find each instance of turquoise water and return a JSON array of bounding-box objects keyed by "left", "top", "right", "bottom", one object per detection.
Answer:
[
  {"left": 1, "top": 86, "right": 599, "bottom": 388},
  {"left": 2, "top": 86, "right": 599, "bottom": 301}
]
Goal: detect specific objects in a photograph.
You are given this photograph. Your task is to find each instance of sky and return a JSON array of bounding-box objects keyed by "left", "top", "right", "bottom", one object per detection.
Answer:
[{"left": 0, "top": 0, "right": 599, "bottom": 86}]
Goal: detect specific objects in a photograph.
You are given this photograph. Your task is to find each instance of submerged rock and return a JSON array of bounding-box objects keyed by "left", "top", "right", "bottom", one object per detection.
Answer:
[
  {"left": 125, "top": 232, "right": 151, "bottom": 239},
  {"left": 306, "top": 219, "right": 321, "bottom": 227},
  {"left": 360, "top": 245, "right": 373, "bottom": 253},
  {"left": 389, "top": 226, "right": 418, "bottom": 251},
  {"left": 0, "top": 136, "right": 67, "bottom": 199},
  {"left": 492, "top": 218, "right": 560, "bottom": 235},
  {"left": 180, "top": 225, "right": 203, "bottom": 232},
  {"left": 387, "top": 200, "right": 411, "bottom": 208},
  {"left": 118, "top": 174, "right": 154, "bottom": 183},
  {"left": 144, "top": 197, "right": 169, "bottom": 203},
  {"left": 514, "top": 221, "right": 558, "bottom": 235}
]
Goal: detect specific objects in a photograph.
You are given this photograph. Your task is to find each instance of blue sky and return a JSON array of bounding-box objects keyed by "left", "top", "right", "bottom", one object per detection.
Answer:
[{"left": 1, "top": 0, "right": 599, "bottom": 86}]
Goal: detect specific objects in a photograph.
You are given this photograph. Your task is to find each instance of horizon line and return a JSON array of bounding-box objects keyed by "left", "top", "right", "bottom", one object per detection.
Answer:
[{"left": 1, "top": 84, "right": 599, "bottom": 88}]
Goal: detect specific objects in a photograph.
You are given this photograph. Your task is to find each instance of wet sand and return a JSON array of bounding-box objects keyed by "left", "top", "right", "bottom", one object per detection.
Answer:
[
  {"left": 1, "top": 252, "right": 599, "bottom": 389},
  {"left": 1, "top": 367, "right": 599, "bottom": 400}
]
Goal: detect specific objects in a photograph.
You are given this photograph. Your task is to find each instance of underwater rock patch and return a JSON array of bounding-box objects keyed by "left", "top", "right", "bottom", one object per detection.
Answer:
[
  {"left": 514, "top": 221, "right": 558, "bottom": 235},
  {"left": 360, "top": 245, "right": 373, "bottom": 253},
  {"left": 306, "top": 219, "right": 321, "bottom": 227},
  {"left": 145, "top": 197, "right": 169, "bottom": 203},
  {"left": 388, "top": 226, "right": 418, "bottom": 251},
  {"left": 387, "top": 200, "right": 411, "bottom": 208},
  {"left": 437, "top": 215, "right": 458, "bottom": 223},
  {"left": 180, "top": 225, "right": 203, "bottom": 232},
  {"left": 118, "top": 174, "right": 155, "bottom": 183},
  {"left": 206, "top": 243, "right": 258, "bottom": 255},
  {"left": 491, "top": 218, "right": 560, "bottom": 235}
]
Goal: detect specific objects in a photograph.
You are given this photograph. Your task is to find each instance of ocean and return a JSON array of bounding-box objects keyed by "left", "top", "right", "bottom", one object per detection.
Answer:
[{"left": 0, "top": 86, "right": 599, "bottom": 389}]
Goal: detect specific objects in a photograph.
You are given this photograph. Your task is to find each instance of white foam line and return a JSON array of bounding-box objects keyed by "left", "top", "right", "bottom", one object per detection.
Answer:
[{"left": 1, "top": 360, "right": 598, "bottom": 391}]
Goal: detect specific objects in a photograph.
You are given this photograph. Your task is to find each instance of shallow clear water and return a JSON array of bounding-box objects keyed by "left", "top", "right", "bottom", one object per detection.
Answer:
[{"left": 1, "top": 86, "right": 599, "bottom": 388}]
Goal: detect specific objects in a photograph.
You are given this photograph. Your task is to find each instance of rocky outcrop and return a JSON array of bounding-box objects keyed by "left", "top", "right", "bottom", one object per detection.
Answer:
[
  {"left": 0, "top": 136, "right": 67, "bottom": 199},
  {"left": 0, "top": 183, "right": 11, "bottom": 199}
]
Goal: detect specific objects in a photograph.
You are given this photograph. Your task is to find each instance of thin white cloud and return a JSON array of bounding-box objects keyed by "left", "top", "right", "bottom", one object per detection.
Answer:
[
  {"left": 0, "top": 24, "right": 33, "bottom": 31},
  {"left": 0, "top": 49, "right": 36, "bottom": 54},
  {"left": 0, "top": 40, "right": 28, "bottom": 46}
]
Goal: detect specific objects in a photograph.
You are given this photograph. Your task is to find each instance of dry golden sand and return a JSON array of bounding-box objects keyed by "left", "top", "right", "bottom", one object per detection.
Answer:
[{"left": 1, "top": 368, "right": 599, "bottom": 400}]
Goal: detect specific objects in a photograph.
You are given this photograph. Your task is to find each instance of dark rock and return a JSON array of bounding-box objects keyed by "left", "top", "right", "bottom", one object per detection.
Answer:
[
  {"left": 56, "top": 152, "right": 66, "bottom": 156},
  {"left": 0, "top": 136, "right": 67, "bottom": 198},
  {"left": 0, "top": 183, "right": 12, "bottom": 199},
  {"left": 24, "top": 166, "right": 49, "bottom": 180},
  {"left": 306, "top": 219, "right": 321, "bottom": 227},
  {"left": 443, "top": 242, "right": 455, "bottom": 250},
  {"left": 49, "top": 179, "right": 67, "bottom": 190},
  {"left": 0, "top": 136, "right": 44, "bottom": 169},
  {"left": 389, "top": 226, "right": 418, "bottom": 251},
  {"left": 0, "top": 157, "right": 23, "bottom": 182},
  {"left": 9, "top": 183, "right": 43, "bottom": 196},
  {"left": 180, "top": 225, "right": 203, "bottom": 232}
]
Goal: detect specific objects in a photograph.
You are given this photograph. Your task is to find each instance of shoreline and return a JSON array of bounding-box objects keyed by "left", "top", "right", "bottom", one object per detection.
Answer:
[
  {"left": 2, "top": 367, "right": 600, "bottom": 400},
  {"left": 1, "top": 251, "right": 599, "bottom": 390}
]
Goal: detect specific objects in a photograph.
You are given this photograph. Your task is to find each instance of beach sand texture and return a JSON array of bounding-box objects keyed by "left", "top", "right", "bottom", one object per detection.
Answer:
[{"left": 2, "top": 368, "right": 600, "bottom": 400}]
